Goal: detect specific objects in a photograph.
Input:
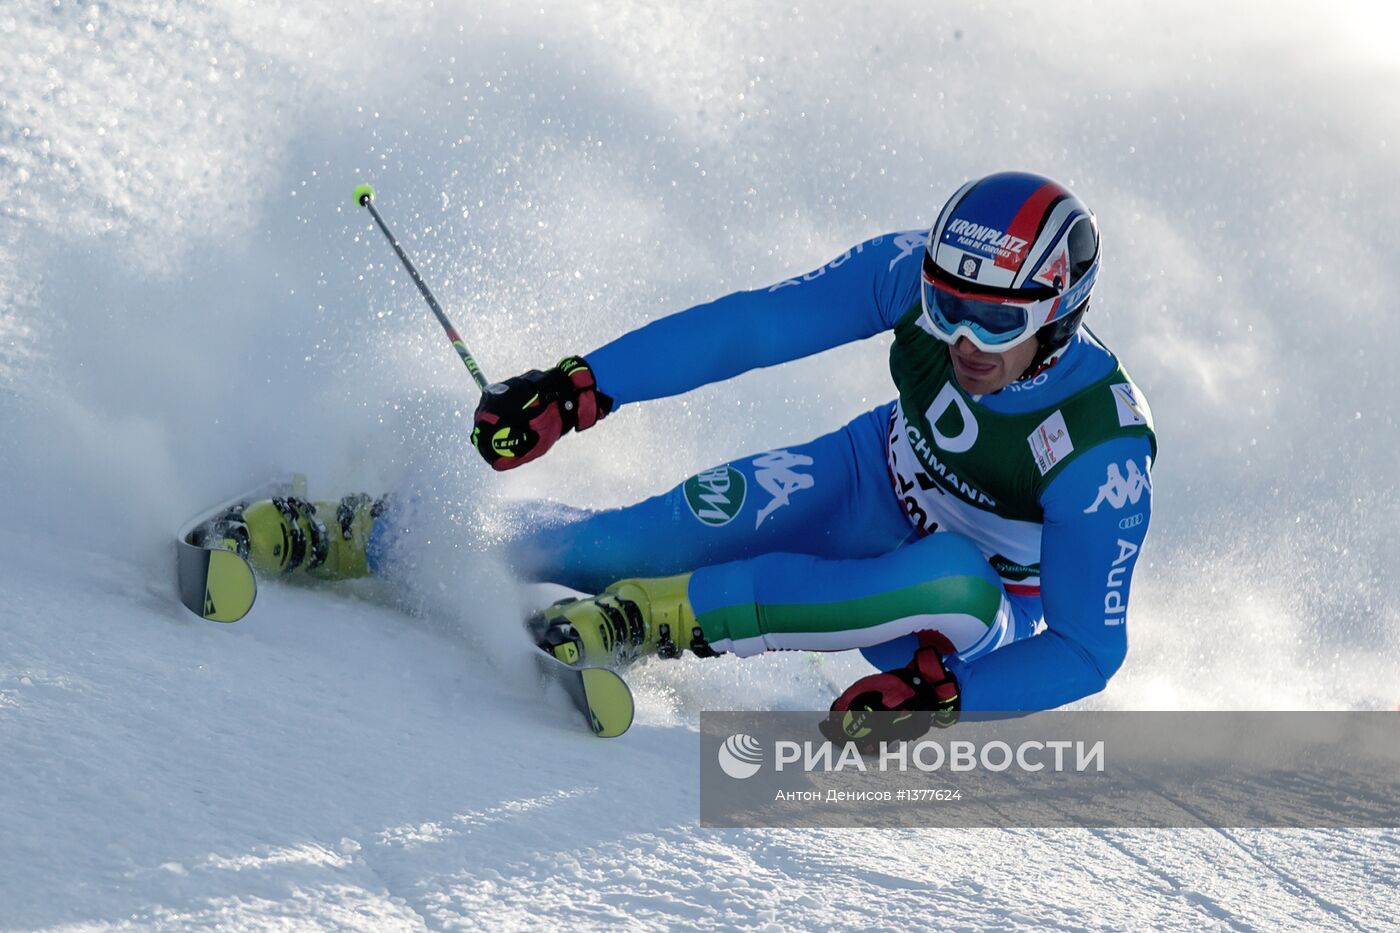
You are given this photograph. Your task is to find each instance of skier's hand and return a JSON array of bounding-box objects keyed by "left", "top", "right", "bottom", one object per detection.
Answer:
[
  {"left": 820, "top": 632, "right": 961, "bottom": 752},
  {"left": 472, "top": 356, "right": 613, "bottom": 471}
]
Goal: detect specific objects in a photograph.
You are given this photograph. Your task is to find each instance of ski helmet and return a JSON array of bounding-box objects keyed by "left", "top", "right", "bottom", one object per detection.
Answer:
[{"left": 921, "top": 171, "right": 1099, "bottom": 371}]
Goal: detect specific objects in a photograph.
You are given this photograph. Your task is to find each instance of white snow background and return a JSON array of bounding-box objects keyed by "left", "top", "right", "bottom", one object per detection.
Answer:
[{"left": 2, "top": 0, "right": 1398, "bottom": 929}]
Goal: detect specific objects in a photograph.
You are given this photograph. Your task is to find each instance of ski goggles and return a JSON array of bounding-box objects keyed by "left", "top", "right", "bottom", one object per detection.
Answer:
[{"left": 920, "top": 251, "right": 1060, "bottom": 352}]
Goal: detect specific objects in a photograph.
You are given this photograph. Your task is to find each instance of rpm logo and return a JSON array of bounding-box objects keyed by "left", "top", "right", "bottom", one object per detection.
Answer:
[{"left": 684, "top": 466, "right": 747, "bottom": 527}]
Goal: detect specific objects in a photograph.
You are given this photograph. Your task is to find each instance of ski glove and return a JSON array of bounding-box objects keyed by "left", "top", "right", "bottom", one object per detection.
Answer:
[
  {"left": 820, "top": 631, "right": 961, "bottom": 752},
  {"left": 472, "top": 356, "right": 613, "bottom": 471}
]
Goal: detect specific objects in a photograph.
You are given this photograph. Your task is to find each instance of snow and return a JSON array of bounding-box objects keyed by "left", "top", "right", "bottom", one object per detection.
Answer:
[{"left": 2, "top": 0, "right": 1398, "bottom": 928}]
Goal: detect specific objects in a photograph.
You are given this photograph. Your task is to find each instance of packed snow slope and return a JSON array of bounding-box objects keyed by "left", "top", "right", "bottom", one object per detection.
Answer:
[{"left": 2, "top": 1, "right": 1398, "bottom": 929}]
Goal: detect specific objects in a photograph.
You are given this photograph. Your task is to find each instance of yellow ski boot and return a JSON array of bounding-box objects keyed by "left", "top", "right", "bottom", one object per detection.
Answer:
[
  {"left": 202, "top": 494, "right": 387, "bottom": 580},
  {"left": 529, "top": 574, "right": 717, "bottom": 668}
]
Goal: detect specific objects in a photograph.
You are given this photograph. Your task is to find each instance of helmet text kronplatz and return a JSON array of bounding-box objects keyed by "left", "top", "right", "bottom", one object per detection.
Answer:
[{"left": 944, "top": 219, "right": 1028, "bottom": 255}]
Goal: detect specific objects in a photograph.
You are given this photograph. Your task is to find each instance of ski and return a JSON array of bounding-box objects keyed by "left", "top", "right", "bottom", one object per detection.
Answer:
[
  {"left": 175, "top": 476, "right": 302, "bottom": 623},
  {"left": 179, "top": 480, "right": 634, "bottom": 735},
  {"left": 534, "top": 652, "right": 635, "bottom": 738},
  {"left": 523, "top": 600, "right": 634, "bottom": 737}
]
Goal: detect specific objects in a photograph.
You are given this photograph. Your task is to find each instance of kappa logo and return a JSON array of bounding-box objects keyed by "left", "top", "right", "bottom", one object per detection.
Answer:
[
  {"left": 683, "top": 466, "right": 747, "bottom": 527},
  {"left": 1084, "top": 459, "right": 1151, "bottom": 513},
  {"left": 887, "top": 230, "right": 928, "bottom": 271},
  {"left": 752, "top": 449, "right": 816, "bottom": 528}
]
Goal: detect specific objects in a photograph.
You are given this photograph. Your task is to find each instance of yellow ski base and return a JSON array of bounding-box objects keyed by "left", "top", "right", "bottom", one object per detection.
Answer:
[
  {"left": 176, "top": 476, "right": 297, "bottom": 624},
  {"left": 579, "top": 667, "right": 635, "bottom": 738},
  {"left": 201, "top": 549, "right": 257, "bottom": 623},
  {"left": 534, "top": 652, "right": 635, "bottom": 738}
]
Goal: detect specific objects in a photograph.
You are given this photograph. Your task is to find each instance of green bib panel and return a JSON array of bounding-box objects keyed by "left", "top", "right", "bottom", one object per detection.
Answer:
[{"left": 888, "top": 303, "right": 1157, "bottom": 525}]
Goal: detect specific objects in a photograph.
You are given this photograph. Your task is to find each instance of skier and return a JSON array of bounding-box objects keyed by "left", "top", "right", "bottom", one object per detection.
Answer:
[{"left": 231, "top": 171, "right": 1156, "bottom": 746}]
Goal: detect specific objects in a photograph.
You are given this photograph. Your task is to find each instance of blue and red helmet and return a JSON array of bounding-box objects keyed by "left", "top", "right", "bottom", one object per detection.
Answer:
[{"left": 921, "top": 171, "right": 1100, "bottom": 356}]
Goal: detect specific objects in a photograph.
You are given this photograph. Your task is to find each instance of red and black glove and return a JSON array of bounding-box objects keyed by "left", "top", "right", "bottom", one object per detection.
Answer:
[
  {"left": 471, "top": 356, "right": 613, "bottom": 471},
  {"left": 819, "top": 631, "right": 961, "bottom": 751}
]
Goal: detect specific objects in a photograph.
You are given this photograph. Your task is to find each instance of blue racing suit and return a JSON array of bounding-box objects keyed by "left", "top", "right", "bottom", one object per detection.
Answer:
[{"left": 501, "top": 231, "right": 1156, "bottom": 712}]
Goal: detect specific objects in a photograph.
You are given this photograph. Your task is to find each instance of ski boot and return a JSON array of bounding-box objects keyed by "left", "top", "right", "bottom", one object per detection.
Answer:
[
  {"left": 189, "top": 493, "right": 389, "bottom": 580},
  {"left": 528, "top": 574, "right": 719, "bottom": 668}
]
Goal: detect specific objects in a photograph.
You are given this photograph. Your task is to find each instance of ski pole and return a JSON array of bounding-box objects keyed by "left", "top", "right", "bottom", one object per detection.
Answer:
[{"left": 353, "top": 183, "right": 489, "bottom": 390}]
